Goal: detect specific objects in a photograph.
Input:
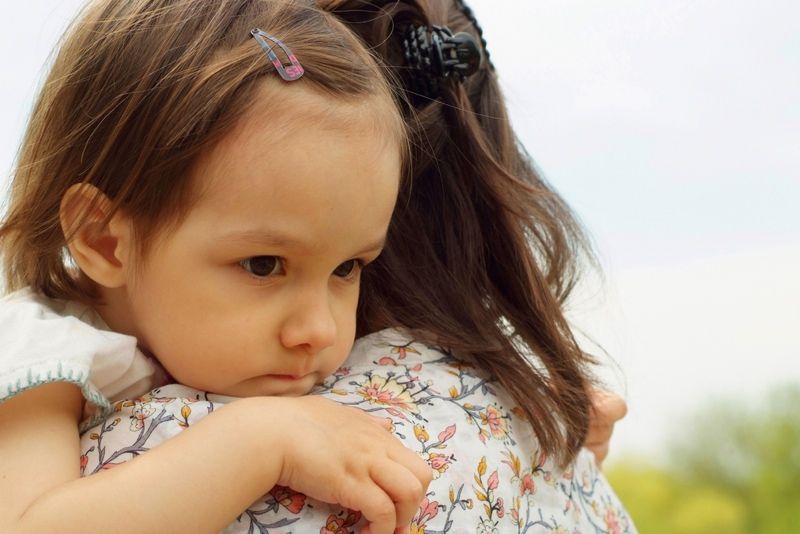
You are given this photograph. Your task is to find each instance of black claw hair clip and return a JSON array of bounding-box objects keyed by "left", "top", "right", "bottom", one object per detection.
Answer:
[{"left": 402, "top": 24, "right": 482, "bottom": 102}]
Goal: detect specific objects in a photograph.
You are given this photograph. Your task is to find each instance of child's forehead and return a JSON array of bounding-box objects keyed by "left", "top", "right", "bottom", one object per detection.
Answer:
[
  {"left": 184, "top": 79, "right": 402, "bottom": 204},
  {"left": 233, "top": 80, "right": 402, "bottom": 146},
  {"left": 170, "top": 84, "right": 401, "bottom": 257}
]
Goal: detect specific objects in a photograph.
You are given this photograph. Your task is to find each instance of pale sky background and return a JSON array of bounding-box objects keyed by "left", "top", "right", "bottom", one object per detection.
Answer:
[{"left": 1, "top": 1, "right": 798, "bottom": 464}]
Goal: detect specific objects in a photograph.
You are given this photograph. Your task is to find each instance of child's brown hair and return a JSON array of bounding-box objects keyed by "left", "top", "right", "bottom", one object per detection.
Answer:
[
  {"left": 0, "top": 0, "right": 405, "bottom": 300},
  {"left": 2, "top": 0, "right": 596, "bottom": 467}
]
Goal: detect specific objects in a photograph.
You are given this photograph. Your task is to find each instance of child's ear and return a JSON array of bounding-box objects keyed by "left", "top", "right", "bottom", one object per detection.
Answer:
[{"left": 60, "top": 183, "right": 133, "bottom": 289}]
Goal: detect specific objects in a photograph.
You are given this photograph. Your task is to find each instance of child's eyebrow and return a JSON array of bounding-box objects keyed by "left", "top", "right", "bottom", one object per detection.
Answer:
[
  {"left": 216, "top": 230, "right": 307, "bottom": 248},
  {"left": 354, "top": 237, "right": 387, "bottom": 256},
  {"left": 216, "top": 230, "right": 386, "bottom": 255}
]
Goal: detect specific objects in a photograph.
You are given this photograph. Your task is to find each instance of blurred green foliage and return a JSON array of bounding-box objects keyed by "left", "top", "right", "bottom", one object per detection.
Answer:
[{"left": 606, "top": 384, "right": 800, "bottom": 533}]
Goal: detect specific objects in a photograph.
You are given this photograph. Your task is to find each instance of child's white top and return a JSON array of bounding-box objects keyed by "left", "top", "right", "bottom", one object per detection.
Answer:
[{"left": 0, "top": 288, "right": 166, "bottom": 431}]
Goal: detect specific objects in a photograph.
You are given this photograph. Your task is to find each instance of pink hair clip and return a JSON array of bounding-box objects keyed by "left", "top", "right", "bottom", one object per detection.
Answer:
[{"left": 250, "top": 28, "right": 305, "bottom": 82}]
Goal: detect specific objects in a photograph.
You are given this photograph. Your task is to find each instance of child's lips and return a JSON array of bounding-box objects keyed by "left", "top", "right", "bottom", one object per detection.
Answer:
[{"left": 270, "top": 373, "right": 308, "bottom": 380}]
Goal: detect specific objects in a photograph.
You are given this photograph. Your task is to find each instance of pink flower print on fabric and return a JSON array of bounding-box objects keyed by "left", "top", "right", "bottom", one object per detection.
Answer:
[
  {"left": 320, "top": 510, "right": 361, "bottom": 534},
  {"left": 355, "top": 374, "right": 418, "bottom": 413},
  {"left": 410, "top": 496, "right": 440, "bottom": 534},
  {"left": 605, "top": 506, "right": 623, "bottom": 534},
  {"left": 480, "top": 405, "right": 510, "bottom": 440},
  {"left": 78, "top": 329, "right": 636, "bottom": 533}
]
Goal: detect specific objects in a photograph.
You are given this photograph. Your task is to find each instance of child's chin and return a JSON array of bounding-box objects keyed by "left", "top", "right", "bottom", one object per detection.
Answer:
[
  {"left": 201, "top": 373, "right": 319, "bottom": 398},
  {"left": 258, "top": 374, "right": 317, "bottom": 397}
]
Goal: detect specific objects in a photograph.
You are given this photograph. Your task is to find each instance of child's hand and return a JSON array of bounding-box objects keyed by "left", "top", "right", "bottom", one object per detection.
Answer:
[
  {"left": 586, "top": 389, "right": 628, "bottom": 468},
  {"left": 268, "top": 395, "right": 432, "bottom": 534}
]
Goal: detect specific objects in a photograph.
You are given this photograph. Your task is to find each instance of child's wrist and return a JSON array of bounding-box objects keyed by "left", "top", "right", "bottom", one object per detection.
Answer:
[{"left": 216, "top": 396, "right": 290, "bottom": 485}]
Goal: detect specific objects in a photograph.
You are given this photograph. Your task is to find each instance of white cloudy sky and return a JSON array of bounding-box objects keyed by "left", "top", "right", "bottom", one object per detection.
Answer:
[{"left": 2, "top": 1, "right": 799, "bottom": 462}]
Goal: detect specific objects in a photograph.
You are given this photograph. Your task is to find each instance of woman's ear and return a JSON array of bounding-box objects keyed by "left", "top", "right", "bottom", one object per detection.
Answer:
[{"left": 60, "top": 183, "right": 133, "bottom": 289}]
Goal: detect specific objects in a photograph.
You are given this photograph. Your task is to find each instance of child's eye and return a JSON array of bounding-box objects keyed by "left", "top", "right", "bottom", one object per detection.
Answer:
[
  {"left": 333, "top": 259, "right": 363, "bottom": 279},
  {"left": 239, "top": 256, "right": 282, "bottom": 278}
]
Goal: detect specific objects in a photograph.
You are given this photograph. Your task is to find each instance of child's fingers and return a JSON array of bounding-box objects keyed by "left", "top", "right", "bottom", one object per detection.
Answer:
[
  {"left": 586, "top": 441, "right": 610, "bottom": 468},
  {"left": 369, "top": 460, "right": 426, "bottom": 529},
  {"left": 590, "top": 390, "right": 628, "bottom": 425},
  {"left": 359, "top": 411, "right": 431, "bottom": 487},
  {"left": 387, "top": 447, "right": 433, "bottom": 491},
  {"left": 587, "top": 391, "right": 627, "bottom": 441},
  {"left": 586, "top": 390, "right": 627, "bottom": 467},
  {"left": 361, "top": 526, "right": 410, "bottom": 534},
  {"left": 366, "top": 414, "right": 394, "bottom": 432},
  {"left": 587, "top": 418, "right": 614, "bottom": 445},
  {"left": 350, "top": 482, "right": 396, "bottom": 534}
]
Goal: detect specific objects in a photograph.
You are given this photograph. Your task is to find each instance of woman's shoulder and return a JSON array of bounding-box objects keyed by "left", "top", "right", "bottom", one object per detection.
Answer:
[
  {"left": 89, "top": 328, "right": 635, "bottom": 533},
  {"left": 346, "top": 327, "right": 467, "bottom": 369},
  {"left": 0, "top": 288, "right": 164, "bottom": 430},
  {"left": 315, "top": 328, "right": 636, "bottom": 532}
]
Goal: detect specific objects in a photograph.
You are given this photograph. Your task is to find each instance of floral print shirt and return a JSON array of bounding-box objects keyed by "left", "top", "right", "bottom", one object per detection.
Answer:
[{"left": 80, "top": 328, "right": 635, "bottom": 533}]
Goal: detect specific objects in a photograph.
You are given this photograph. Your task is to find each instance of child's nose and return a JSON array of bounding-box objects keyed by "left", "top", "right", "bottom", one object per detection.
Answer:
[{"left": 279, "top": 289, "right": 337, "bottom": 355}]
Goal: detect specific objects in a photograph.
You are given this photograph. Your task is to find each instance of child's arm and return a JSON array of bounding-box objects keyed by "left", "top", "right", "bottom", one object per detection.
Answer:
[{"left": 0, "top": 382, "right": 430, "bottom": 534}]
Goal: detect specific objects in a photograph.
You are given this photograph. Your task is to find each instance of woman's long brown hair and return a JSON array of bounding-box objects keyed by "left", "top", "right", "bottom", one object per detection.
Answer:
[{"left": 327, "top": 0, "right": 598, "bottom": 466}]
